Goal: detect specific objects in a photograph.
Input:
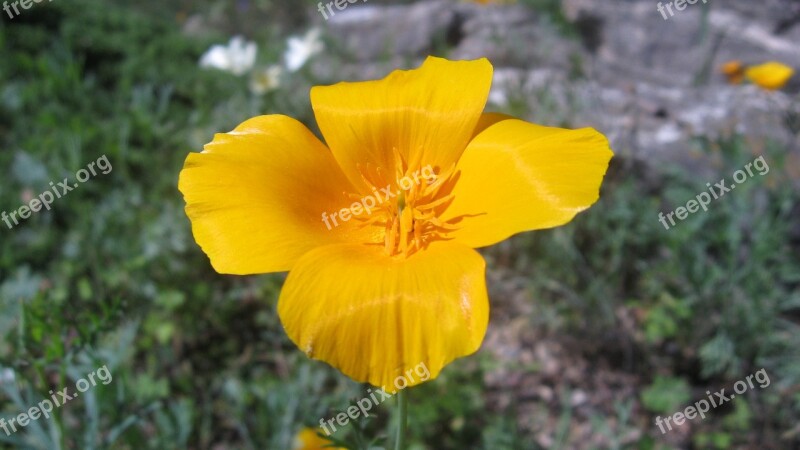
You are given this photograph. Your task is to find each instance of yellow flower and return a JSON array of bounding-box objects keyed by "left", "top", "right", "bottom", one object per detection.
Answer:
[
  {"left": 720, "top": 60, "right": 745, "bottom": 85},
  {"left": 744, "top": 61, "right": 795, "bottom": 90},
  {"left": 293, "top": 428, "right": 343, "bottom": 450},
  {"left": 178, "top": 57, "right": 613, "bottom": 391}
]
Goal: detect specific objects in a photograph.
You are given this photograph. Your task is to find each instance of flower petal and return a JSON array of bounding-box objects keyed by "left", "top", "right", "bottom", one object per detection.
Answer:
[
  {"left": 472, "top": 111, "right": 515, "bottom": 138},
  {"left": 278, "top": 241, "right": 489, "bottom": 391},
  {"left": 442, "top": 119, "right": 613, "bottom": 248},
  {"left": 293, "top": 428, "right": 343, "bottom": 450},
  {"left": 310, "top": 57, "right": 493, "bottom": 190},
  {"left": 199, "top": 45, "right": 230, "bottom": 71},
  {"left": 178, "top": 115, "right": 379, "bottom": 274}
]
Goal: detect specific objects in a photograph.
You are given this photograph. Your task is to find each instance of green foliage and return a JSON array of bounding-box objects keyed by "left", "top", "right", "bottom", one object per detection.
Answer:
[
  {"left": 641, "top": 376, "right": 692, "bottom": 415},
  {"left": 643, "top": 293, "right": 692, "bottom": 344},
  {"left": 693, "top": 431, "right": 733, "bottom": 449}
]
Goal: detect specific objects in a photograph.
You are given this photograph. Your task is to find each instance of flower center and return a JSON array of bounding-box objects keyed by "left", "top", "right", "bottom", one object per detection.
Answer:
[{"left": 351, "top": 150, "right": 461, "bottom": 258}]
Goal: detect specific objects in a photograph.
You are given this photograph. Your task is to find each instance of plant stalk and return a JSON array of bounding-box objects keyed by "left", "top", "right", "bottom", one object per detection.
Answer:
[{"left": 393, "top": 389, "right": 408, "bottom": 450}]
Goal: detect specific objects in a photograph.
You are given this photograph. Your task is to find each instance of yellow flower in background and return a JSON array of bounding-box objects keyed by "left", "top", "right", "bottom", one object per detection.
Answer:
[
  {"left": 293, "top": 428, "right": 343, "bottom": 450},
  {"left": 720, "top": 60, "right": 745, "bottom": 85},
  {"left": 744, "top": 61, "right": 795, "bottom": 90},
  {"left": 178, "top": 57, "right": 613, "bottom": 391}
]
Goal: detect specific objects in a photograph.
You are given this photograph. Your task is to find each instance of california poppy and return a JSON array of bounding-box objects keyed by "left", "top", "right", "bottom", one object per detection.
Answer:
[{"left": 178, "top": 56, "right": 613, "bottom": 392}]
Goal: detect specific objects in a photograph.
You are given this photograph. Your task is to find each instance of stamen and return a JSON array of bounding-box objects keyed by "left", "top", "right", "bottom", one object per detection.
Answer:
[{"left": 348, "top": 159, "right": 463, "bottom": 258}]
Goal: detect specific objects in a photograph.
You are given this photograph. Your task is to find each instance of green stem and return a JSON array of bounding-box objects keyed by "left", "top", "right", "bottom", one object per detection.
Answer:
[{"left": 394, "top": 389, "right": 408, "bottom": 450}]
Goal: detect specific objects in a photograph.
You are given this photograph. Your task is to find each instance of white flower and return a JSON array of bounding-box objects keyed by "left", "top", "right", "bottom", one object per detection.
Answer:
[
  {"left": 284, "top": 28, "right": 324, "bottom": 72},
  {"left": 249, "top": 65, "right": 284, "bottom": 95},
  {"left": 0, "top": 368, "right": 14, "bottom": 384},
  {"left": 199, "top": 36, "right": 257, "bottom": 76}
]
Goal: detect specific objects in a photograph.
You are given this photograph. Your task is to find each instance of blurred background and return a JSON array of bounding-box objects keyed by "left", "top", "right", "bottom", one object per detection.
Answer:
[{"left": 1, "top": 0, "right": 799, "bottom": 448}]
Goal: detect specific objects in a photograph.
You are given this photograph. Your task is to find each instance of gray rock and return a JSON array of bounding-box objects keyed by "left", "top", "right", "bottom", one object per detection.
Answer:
[{"left": 325, "top": 1, "right": 457, "bottom": 61}]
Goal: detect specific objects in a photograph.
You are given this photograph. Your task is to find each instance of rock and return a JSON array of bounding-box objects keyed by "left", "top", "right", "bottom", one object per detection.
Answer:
[{"left": 325, "top": 1, "right": 457, "bottom": 62}]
